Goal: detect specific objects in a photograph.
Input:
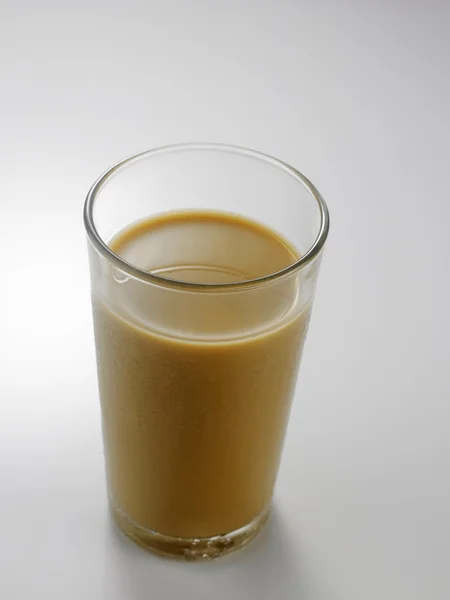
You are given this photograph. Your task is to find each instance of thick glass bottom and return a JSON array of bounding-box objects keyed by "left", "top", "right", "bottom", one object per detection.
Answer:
[{"left": 111, "top": 502, "right": 270, "bottom": 560}]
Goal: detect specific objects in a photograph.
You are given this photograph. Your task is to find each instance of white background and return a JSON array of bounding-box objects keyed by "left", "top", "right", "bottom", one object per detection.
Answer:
[{"left": 1, "top": 1, "right": 449, "bottom": 599}]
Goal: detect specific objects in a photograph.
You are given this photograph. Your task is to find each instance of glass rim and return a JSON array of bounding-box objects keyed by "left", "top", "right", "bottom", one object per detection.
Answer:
[{"left": 83, "top": 143, "right": 330, "bottom": 291}]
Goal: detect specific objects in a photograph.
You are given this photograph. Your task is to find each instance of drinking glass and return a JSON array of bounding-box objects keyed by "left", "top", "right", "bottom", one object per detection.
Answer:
[{"left": 84, "top": 143, "right": 329, "bottom": 559}]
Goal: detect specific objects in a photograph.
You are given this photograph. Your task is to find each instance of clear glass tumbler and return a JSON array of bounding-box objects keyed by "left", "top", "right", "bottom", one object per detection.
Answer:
[{"left": 84, "top": 143, "right": 329, "bottom": 559}]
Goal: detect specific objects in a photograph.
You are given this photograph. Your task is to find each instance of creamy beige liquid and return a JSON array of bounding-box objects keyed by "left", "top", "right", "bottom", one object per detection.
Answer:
[{"left": 92, "top": 211, "right": 310, "bottom": 539}]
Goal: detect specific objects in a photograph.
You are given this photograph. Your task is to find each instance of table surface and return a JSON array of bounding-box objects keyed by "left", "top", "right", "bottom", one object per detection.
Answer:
[{"left": 1, "top": 2, "right": 449, "bottom": 599}]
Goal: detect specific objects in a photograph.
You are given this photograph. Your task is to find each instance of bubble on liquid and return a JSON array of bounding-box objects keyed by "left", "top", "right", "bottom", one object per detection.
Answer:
[{"left": 112, "top": 267, "right": 129, "bottom": 284}]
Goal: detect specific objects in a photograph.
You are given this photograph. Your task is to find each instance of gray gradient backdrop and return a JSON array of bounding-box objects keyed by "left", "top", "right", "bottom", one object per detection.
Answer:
[{"left": 1, "top": 1, "right": 449, "bottom": 599}]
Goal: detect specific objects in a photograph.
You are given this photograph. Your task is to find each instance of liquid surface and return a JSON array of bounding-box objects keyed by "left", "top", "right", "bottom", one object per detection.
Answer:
[
  {"left": 92, "top": 211, "right": 310, "bottom": 538},
  {"left": 111, "top": 210, "right": 297, "bottom": 284}
]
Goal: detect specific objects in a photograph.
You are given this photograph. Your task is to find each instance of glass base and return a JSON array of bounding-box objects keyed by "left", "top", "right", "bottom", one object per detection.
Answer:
[{"left": 111, "top": 502, "right": 270, "bottom": 560}]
